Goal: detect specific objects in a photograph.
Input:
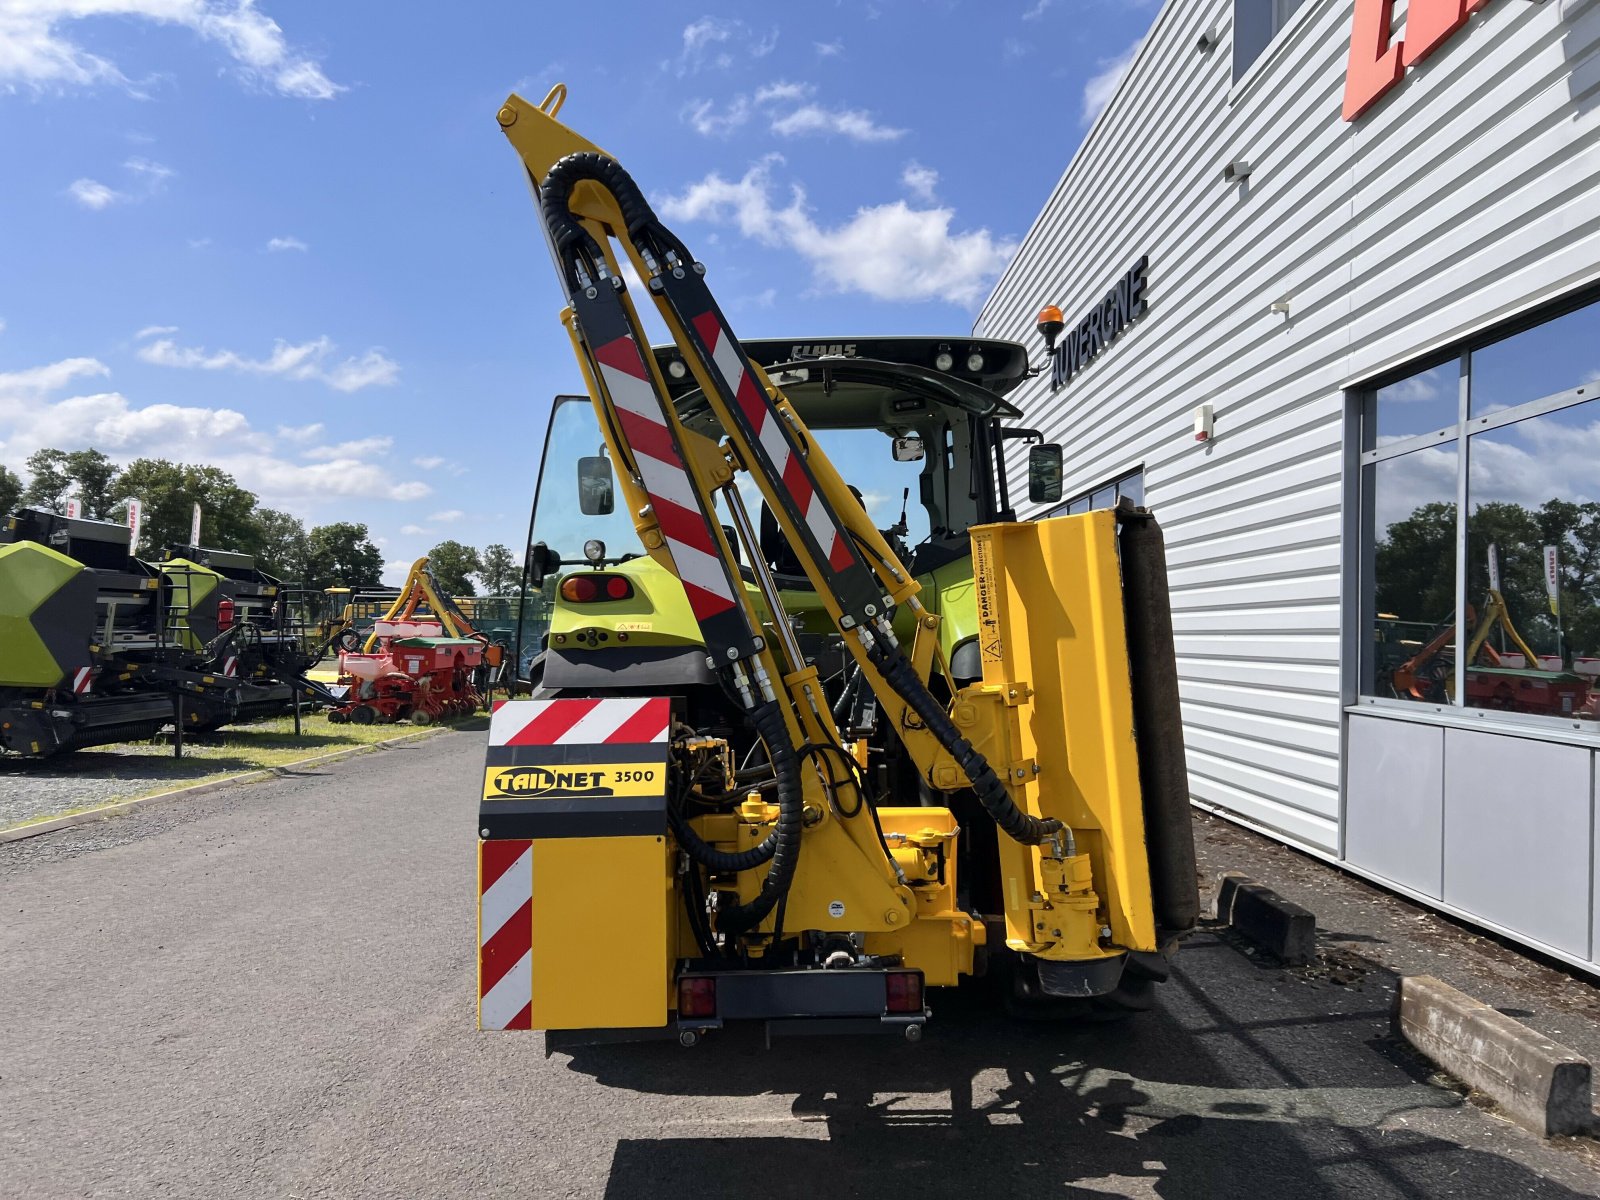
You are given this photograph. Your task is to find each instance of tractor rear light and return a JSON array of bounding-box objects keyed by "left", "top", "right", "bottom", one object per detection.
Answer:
[
  {"left": 560, "top": 574, "right": 634, "bottom": 603},
  {"left": 678, "top": 976, "right": 717, "bottom": 1018},
  {"left": 885, "top": 970, "right": 923, "bottom": 1014}
]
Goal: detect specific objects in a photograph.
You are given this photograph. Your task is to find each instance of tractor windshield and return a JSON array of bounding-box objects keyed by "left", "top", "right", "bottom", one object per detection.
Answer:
[
  {"left": 529, "top": 396, "right": 643, "bottom": 566},
  {"left": 529, "top": 396, "right": 939, "bottom": 573}
]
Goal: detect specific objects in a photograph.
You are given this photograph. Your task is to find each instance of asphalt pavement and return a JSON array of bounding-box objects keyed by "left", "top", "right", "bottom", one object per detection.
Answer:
[{"left": 3, "top": 729, "right": 1599, "bottom": 1199}]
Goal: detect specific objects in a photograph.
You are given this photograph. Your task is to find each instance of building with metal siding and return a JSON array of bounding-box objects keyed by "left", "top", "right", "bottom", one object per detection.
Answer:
[{"left": 976, "top": 0, "right": 1600, "bottom": 972}]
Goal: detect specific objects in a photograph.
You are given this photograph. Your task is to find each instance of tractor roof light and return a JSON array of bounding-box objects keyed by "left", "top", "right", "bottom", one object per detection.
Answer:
[
  {"left": 1036, "top": 305, "right": 1066, "bottom": 353},
  {"left": 966, "top": 351, "right": 985, "bottom": 373},
  {"left": 667, "top": 359, "right": 688, "bottom": 380},
  {"left": 584, "top": 539, "right": 606, "bottom": 564},
  {"left": 934, "top": 344, "right": 954, "bottom": 372}
]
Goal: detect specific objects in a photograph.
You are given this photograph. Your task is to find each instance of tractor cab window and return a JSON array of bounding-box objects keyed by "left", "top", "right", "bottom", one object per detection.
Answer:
[{"left": 530, "top": 396, "right": 643, "bottom": 569}]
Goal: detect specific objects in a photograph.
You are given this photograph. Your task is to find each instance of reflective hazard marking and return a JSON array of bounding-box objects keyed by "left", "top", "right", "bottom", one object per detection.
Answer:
[
  {"left": 222, "top": 656, "right": 238, "bottom": 678},
  {"left": 71, "top": 667, "right": 92, "bottom": 695},
  {"left": 478, "top": 839, "right": 533, "bottom": 1031},
  {"left": 488, "top": 697, "right": 670, "bottom": 748},
  {"left": 692, "top": 311, "right": 855, "bottom": 573},
  {"left": 591, "top": 334, "right": 741, "bottom": 623}
]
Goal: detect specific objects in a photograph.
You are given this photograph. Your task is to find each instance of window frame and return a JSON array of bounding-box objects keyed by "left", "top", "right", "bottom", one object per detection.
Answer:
[
  {"left": 1041, "top": 465, "right": 1146, "bottom": 520},
  {"left": 1353, "top": 291, "right": 1600, "bottom": 736}
]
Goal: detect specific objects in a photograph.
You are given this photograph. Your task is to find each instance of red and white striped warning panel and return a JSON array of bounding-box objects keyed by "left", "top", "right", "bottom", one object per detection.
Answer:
[
  {"left": 71, "top": 667, "right": 92, "bottom": 695},
  {"left": 692, "top": 311, "right": 855, "bottom": 573},
  {"left": 478, "top": 838, "right": 532, "bottom": 1031},
  {"left": 488, "top": 696, "right": 670, "bottom": 749},
  {"left": 590, "top": 334, "right": 740, "bottom": 623},
  {"left": 222, "top": 656, "right": 239, "bottom": 678}
]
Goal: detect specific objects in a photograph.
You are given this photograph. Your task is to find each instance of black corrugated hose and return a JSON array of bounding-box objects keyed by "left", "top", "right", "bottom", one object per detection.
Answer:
[
  {"left": 866, "top": 642, "right": 1062, "bottom": 846},
  {"left": 671, "top": 701, "right": 804, "bottom": 934}
]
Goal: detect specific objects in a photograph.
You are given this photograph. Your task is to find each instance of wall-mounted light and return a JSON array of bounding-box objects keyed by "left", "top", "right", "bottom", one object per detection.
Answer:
[
  {"left": 1197, "top": 25, "right": 1220, "bottom": 52},
  {"left": 1193, "top": 403, "right": 1215, "bottom": 443},
  {"left": 1270, "top": 297, "right": 1292, "bottom": 318},
  {"left": 1222, "top": 159, "right": 1252, "bottom": 183}
]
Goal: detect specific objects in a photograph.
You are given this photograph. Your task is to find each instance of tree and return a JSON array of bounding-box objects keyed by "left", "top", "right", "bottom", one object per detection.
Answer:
[
  {"left": 253, "top": 509, "right": 310, "bottom": 582},
  {"left": 428, "top": 539, "right": 482, "bottom": 597},
  {"left": 112, "top": 459, "right": 259, "bottom": 554},
  {"left": 477, "top": 543, "right": 519, "bottom": 595},
  {"left": 1375, "top": 501, "right": 1456, "bottom": 625},
  {"left": 306, "top": 522, "right": 383, "bottom": 590},
  {"left": 0, "top": 464, "right": 21, "bottom": 517},
  {"left": 21, "top": 448, "right": 119, "bottom": 517}
]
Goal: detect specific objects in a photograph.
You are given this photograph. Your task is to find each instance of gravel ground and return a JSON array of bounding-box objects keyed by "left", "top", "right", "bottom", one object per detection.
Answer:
[
  {"left": 0, "top": 720, "right": 438, "bottom": 829},
  {"left": 4, "top": 732, "right": 1600, "bottom": 1197}
]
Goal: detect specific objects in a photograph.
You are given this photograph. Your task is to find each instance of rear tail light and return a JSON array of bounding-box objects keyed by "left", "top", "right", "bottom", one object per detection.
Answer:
[
  {"left": 678, "top": 976, "right": 717, "bottom": 1018},
  {"left": 885, "top": 970, "right": 923, "bottom": 1014},
  {"left": 559, "top": 573, "right": 635, "bottom": 603}
]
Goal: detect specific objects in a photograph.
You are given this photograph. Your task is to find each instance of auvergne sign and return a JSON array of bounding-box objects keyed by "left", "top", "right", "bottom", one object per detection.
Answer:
[{"left": 1049, "top": 256, "right": 1149, "bottom": 391}]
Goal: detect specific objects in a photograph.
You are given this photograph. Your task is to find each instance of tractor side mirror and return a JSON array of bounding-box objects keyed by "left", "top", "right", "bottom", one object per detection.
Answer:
[
  {"left": 892, "top": 435, "right": 925, "bottom": 463},
  {"left": 527, "top": 541, "right": 562, "bottom": 589},
  {"left": 1028, "top": 444, "right": 1064, "bottom": 505},
  {"left": 577, "top": 455, "right": 615, "bottom": 515}
]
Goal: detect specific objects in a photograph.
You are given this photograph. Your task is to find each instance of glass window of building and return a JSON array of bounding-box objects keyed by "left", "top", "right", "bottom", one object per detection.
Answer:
[
  {"left": 1233, "top": 0, "right": 1308, "bottom": 80},
  {"left": 1357, "top": 293, "right": 1600, "bottom": 727},
  {"left": 1044, "top": 467, "right": 1146, "bottom": 520}
]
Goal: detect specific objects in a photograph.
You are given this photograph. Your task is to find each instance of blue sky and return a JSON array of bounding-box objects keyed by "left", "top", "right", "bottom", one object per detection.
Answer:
[{"left": 0, "top": 0, "right": 1158, "bottom": 584}]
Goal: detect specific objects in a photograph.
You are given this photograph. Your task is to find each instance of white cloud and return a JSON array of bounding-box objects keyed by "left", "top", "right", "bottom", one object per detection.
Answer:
[
  {"left": 304, "top": 435, "right": 391, "bottom": 461},
  {"left": 66, "top": 157, "right": 172, "bottom": 209},
  {"left": 815, "top": 40, "right": 843, "bottom": 57},
  {"left": 687, "top": 81, "right": 904, "bottom": 143},
  {"left": 0, "top": 355, "right": 429, "bottom": 505},
  {"left": 755, "top": 81, "right": 809, "bottom": 105},
  {"left": 1082, "top": 40, "right": 1141, "bottom": 125},
  {"left": 399, "top": 523, "right": 429, "bottom": 536},
  {"left": 412, "top": 455, "right": 446, "bottom": 470},
  {"left": 659, "top": 157, "right": 1017, "bottom": 306},
  {"left": 769, "top": 103, "right": 904, "bottom": 142},
  {"left": 135, "top": 324, "right": 179, "bottom": 339},
  {"left": 266, "top": 235, "right": 308, "bottom": 253},
  {"left": 136, "top": 332, "right": 399, "bottom": 392},
  {"left": 901, "top": 161, "right": 938, "bottom": 202},
  {"left": 187, "top": 236, "right": 212, "bottom": 250},
  {"left": 428, "top": 509, "right": 465, "bottom": 522},
  {"left": 1383, "top": 368, "right": 1448, "bottom": 403},
  {"left": 1022, "top": 0, "right": 1052, "bottom": 19},
  {"left": 684, "top": 96, "right": 750, "bottom": 137},
  {"left": 0, "top": 2, "right": 342, "bottom": 100},
  {"left": 0, "top": 356, "right": 110, "bottom": 395},
  {"left": 671, "top": 17, "right": 775, "bottom": 75},
  {"left": 68, "top": 178, "right": 123, "bottom": 209},
  {"left": 1002, "top": 38, "right": 1030, "bottom": 62},
  {"left": 381, "top": 559, "right": 414, "bottom": 587},
  {"left": 123, "top": 157, "right": 173, "bottom": 187}
]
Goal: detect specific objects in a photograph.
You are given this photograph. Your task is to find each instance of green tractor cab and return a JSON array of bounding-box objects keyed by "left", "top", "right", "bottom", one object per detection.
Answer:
[{"left": 522, "top": 336, "right": 1040, "bottom": 696}]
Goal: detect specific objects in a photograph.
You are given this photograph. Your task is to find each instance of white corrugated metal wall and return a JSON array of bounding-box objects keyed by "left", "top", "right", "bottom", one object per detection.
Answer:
[{"left": 976, "top": 0, "right": 1600, "bottom": 855}]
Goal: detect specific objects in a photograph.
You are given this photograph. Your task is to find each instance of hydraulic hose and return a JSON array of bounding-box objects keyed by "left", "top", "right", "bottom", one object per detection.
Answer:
[
  {"left": 715, "top": 700, "right": 804, "bottom": 933},
  {"left": 672, "top": 700, "right": 804, "bottom": 935},
  {"left": 866, "top": 642, "right": 1063, "bottom": 847},
  {"left": 541, "top": 153, "right": 695, "bottom": 282}
]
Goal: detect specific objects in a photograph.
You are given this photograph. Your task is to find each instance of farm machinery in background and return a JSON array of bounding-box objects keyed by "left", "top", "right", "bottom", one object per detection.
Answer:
[
  {"left": 1384, "top": 587, "right": 1594, "bottom": 718},
  {"left": 325, "top": 558, "right": 502, "bottom": 726},
  {"left": 0, "top": 508, "right": 338, "bottom": 757}
]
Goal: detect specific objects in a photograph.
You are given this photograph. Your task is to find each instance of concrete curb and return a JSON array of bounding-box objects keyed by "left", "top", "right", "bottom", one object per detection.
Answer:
[
  {"left": 1215, "top": 870, "right": 1317, "bottom": 965},
  {"left": 0, "top": 725, "right": 450, "bottom": 845},
  {"left": 1397, "top": 974, "right": 1594, "bottom": 1137}
]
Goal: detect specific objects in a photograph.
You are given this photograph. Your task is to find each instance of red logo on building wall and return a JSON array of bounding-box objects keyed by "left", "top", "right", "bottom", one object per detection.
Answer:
[{"left": 1344, "top": 0, "right": 1494, "bottom": 121}]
